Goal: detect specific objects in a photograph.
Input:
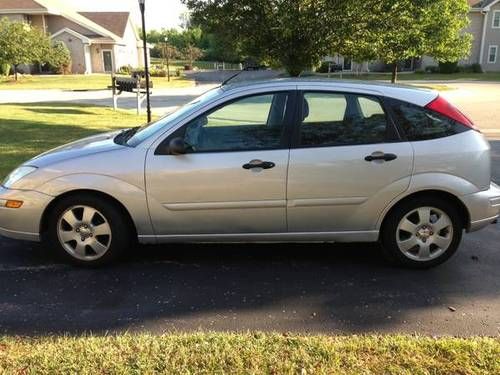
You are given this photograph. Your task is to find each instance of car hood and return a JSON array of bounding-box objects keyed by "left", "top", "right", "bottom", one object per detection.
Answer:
[{"left": 27, "top": 130, "right": 125, "bottom": 168}]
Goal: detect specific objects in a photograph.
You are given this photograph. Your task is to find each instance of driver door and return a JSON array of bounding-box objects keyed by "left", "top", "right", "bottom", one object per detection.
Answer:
[{"left": 145, "top": 91, "right": 295, "bottom": 237}]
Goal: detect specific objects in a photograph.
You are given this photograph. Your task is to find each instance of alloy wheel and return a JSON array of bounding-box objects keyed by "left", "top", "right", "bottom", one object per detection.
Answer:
[
  {"left": 396, "top": 206, "right": 453, "bottom": 262},
  {"left": 57, "top": 205, "right": 112, "bottom": 261}
]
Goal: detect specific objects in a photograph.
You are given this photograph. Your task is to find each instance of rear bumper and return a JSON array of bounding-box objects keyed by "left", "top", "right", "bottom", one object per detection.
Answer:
[
  {"left": 0, "top": 186, "right": 53, "bottom": 242},
  {"left": 462, "top": 182, "right": 500, "bottom": 232}
]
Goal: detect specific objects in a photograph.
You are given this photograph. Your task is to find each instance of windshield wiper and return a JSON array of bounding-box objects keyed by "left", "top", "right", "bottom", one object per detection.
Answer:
[{"left": 114, "top": 126, "right": 140, "bottom": 146}]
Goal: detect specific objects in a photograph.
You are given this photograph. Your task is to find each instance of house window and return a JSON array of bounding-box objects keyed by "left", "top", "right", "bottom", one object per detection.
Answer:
[
  {"left": 493, "top": 11, "right": 500, "bottom": 28},
  {"left": 488, "top": 45, "right": 498, "bottom": 64}
]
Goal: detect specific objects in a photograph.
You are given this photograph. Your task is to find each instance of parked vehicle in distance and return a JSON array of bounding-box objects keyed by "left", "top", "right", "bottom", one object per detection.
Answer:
[{"left": 1, "top": 79, "right": 499, "bottom": 267}]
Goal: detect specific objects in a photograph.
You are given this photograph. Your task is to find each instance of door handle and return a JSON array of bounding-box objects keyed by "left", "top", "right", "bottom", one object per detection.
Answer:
[
  {"left": 242, "top": 159, "right": 276, "bottom": 170},
  {"left": 364, "top": 152, "right": 398, "bottom": 162}
]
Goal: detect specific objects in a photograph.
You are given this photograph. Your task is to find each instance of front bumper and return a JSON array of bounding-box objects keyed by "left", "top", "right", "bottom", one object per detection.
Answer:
[
  {"left": 462, "top": 182, "right": 500, "bottom": 232},
  {"left": 0, "top": 186, "right": 53, "bottom": 241}
]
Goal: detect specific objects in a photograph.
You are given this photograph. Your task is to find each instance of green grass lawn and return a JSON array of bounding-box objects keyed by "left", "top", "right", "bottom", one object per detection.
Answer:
[
  {"left": 0, "top": 74, "right": 194, "bottom": 91},
  {"left": 0, "top": 103, "right": 148, "bottom": 179},
  {"left": 0, "top": 333, "right": 498, "bottom": 374}
]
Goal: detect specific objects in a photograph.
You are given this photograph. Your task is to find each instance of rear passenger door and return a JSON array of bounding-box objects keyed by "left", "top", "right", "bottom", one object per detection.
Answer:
[{"left": 286, "top": 90, "right": 414, "bottom": 233}]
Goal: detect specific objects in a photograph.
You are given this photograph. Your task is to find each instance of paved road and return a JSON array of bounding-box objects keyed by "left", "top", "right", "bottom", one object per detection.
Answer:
[
  {"left": 0, "top": 84, "right": 217, "bottom": 115},
  {"left": 0, "top": 143, "right": 499, "bottom": 336}
]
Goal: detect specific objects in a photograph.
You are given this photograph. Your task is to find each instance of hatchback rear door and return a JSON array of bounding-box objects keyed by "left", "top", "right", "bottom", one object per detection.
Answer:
[{"left": 286, "top": 89, "right": 414, "bottom": 236}]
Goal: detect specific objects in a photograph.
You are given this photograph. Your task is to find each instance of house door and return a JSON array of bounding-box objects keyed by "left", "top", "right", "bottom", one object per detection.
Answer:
[{"left": 102, "top": 50, "right": 113, "bottom": 73}]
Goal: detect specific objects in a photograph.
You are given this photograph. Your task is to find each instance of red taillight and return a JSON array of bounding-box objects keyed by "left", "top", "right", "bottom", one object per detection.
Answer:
[{"left": 425, "top": 96, "right": 480, "bottom": 132}]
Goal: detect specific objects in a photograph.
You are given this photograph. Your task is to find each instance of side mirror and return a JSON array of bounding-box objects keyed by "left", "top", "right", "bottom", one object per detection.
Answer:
[{"left": 168, "top": 137, "right": 187, "bottom": 155}]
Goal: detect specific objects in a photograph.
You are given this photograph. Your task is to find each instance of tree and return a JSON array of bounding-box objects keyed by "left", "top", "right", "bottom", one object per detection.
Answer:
[
  {"left": 47, "top": 41, "right": 72, "bottom": 74},
  {"left": 184, "top": 0, "right": 471, "bottom": 81},
  {"left": 0, "top": 18, "right": 51, "bottom": 80},
  {"left": 360, "top": 0, "right": 471, "bottom": 83},
  {"left": 184, "top": 0, "right": 355, "bottom": 76},
  {"left": 182, "top": 44, "right": 204, "bottom": 68}
]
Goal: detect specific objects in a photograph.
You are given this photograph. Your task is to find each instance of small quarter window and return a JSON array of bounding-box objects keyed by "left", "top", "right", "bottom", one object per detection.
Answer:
[{"left": 390, "top": 100, "right": 469, "bottom": 141}]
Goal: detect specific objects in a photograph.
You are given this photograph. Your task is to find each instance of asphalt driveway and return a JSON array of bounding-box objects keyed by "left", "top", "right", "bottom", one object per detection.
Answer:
[{"left": 0, "top": 142, "right": 499, "bottom": 337}]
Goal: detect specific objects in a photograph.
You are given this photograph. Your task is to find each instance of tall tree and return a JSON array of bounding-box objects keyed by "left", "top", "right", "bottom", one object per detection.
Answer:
[
  {"left": 357, "top": 0, "right": 471, "bottom": 82},
  {"left": 0, "top": 18, "right": 51, "bottom": 80},
  {"left": 184, "top": 0, "right": 354, "bottom": 76}
]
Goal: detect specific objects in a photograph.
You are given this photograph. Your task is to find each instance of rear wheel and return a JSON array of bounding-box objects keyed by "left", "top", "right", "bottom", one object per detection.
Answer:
[
  {"left": 44, "top": 194, "right": 132, "bottom": 266},
  {"left": 381, "top": 197, "right": 463, "bottom": 268}
]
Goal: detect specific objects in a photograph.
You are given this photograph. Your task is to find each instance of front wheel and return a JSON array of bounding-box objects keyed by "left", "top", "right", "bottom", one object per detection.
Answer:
[
  {"left": 44, "top": 194, "right": 132, "bottom": 266},
  {"left": 381, "top": 197, "right": 463, "bottom": 268}
]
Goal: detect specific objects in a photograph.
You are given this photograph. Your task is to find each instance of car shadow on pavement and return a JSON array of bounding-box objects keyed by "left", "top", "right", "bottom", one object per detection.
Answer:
[{"left": 1, "top": 227, "right": 499, "bottom": 336}]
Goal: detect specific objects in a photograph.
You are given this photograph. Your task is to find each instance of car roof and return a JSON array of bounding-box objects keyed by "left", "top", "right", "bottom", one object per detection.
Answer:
[{"left": 220, "top": 78, "right": 438, "bottom": 106}]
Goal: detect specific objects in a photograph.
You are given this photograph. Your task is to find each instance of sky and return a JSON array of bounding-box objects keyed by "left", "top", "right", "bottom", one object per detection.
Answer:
[{"left": 65, "top": 0, "right": 187, "bottom": 30}]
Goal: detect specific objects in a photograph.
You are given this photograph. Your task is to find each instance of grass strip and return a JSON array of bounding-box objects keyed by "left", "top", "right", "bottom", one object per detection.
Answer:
[{"left": 0, "top": 333, "right": 498, "bottom": 374}]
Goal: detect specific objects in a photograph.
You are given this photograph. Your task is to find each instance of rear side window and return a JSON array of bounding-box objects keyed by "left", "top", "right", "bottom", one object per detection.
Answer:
[
  {"left": 390, "top": 100, "right": 469, "bottom": 141},
  {"left": 299, "top": 92, "right": 390, "bottom": 147}
]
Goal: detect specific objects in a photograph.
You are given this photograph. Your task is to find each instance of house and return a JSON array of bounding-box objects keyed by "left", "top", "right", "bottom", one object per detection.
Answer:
[
  {"left": 0, "top": 0, "right": 149, "bottom": 74},
  {"left": 325, "top": 0, "right": 500, "bottom": 73},
  {"left": 421, "top": 0, "right": 500, "bottom": 72},
  {"left": 464, "top": 0, "right": 500, "bottom": 71}
]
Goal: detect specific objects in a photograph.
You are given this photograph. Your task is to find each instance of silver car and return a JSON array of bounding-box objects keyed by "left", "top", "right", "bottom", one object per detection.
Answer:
[{"left": 1, "top": 79, "right": 499, "bottom": 267}]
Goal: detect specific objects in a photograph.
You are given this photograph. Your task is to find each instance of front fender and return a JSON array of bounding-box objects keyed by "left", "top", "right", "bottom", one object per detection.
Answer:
[{"left": 36, "top": 174, "right": 154, "bottom": 236}]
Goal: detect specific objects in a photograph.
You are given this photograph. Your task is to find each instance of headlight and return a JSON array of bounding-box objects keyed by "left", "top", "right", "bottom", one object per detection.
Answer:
[{"left": 2, "top": 166, "right": 38, "bottom": 188}]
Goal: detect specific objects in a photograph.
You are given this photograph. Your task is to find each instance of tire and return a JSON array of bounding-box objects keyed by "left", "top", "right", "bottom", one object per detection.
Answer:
[
  {"left": 380, "top": 196, "right": 463, "bottom": 269},
  {"left": 43, "top": 194, "right": 132, "bottom": 266}
]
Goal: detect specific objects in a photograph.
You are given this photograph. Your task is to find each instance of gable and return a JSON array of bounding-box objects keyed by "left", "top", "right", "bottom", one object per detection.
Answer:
[
  {"left": 469, "top": 0, "right": 500, "bottom": 8},
  {"left": 0, "top": 0, "right": 46, "bottom": 11},
  {"left": 78, "top": 12, "right": 130, "bottom": 38}
]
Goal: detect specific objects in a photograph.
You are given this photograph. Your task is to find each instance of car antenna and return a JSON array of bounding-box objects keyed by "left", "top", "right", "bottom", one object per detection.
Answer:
[{"left": 221, "top": 68, "right": 247, "bottom": 86}]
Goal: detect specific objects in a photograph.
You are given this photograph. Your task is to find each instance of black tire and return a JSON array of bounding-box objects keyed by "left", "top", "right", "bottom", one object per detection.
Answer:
[
  {"left": 43, "top": 193, "right": 132, "bottom": 266},
  {"left": 380, "top": 196, "right": 463, "bottom": 269}
]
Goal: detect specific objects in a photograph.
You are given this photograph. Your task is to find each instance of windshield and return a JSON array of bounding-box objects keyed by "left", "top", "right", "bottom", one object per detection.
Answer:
[{"left": 123, "top": 87, "right": 222, "bottom": 147}]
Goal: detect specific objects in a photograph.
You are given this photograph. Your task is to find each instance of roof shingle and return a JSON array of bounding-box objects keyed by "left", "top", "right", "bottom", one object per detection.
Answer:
[
  {"left": 78, "top": 12, "right": 130, "bottom": 38},
  {"left": 0, "top": 0, "right": 46, "bottom": 10}
]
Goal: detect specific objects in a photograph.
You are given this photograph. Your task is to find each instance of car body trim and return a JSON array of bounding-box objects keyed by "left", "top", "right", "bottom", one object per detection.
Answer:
[
  {"left": 163, "top": 200, "right": 287, "bottom": 211},
  {"left": 138, "top": 230, "right": 379, "bottom": 244},
  {"left": 0, "top": 226, "right": 40, "bottom": 242},
  {"left": 287, "top": 197, "right": 368, "bottom": 207}
]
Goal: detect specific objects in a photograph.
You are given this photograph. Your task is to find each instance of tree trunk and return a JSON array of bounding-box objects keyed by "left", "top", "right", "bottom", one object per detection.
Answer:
[
  {"left": 13, "top": 65, "right": 18, "bottom": 81},
  {"left": 391, "top": 63, "right": 398, "bottom": 84}
]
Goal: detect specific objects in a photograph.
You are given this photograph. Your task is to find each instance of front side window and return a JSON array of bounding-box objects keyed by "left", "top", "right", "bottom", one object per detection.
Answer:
[
  {"left": 299, "top": 92, "right": 389, "bottom": 147},
  {"left": 488, "top": 45, "right": 498, "bottom": 64},
  {"left": 390, "top": 100, "right": 469, "bottom": 141},
  {"left": 179, "top": 92, "right": 290, "bottom": 153}
]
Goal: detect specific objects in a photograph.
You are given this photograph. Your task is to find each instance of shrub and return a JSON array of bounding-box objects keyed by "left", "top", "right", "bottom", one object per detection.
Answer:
[
  {"left": 438, "top": 61, "right": 459, "bottom": 74},
  {"left": 316, "top": 61, "right": 330, "bottom": 73},
  {"left": 471, "top": 63, "right": 483, "bottom": 73},
  {"left": 0, "top": 62, "right": 10, "bottom": 76},
  {"left": 425, "top": 65, "right": 440, "bottom": 73},
  {"left": 47, "top": 41, "right": 72, "bottom": 74},
  {"left": 118, "top": 65, "right": 133, "bottom": 75},
  {"left": 150, "top": 68, "right": 167, "bottom": 77}
]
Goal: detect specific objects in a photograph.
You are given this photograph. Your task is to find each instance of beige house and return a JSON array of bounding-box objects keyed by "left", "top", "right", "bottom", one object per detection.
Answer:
[{"left": 0, "top": 0, "right": 149, "bottom": 74}]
